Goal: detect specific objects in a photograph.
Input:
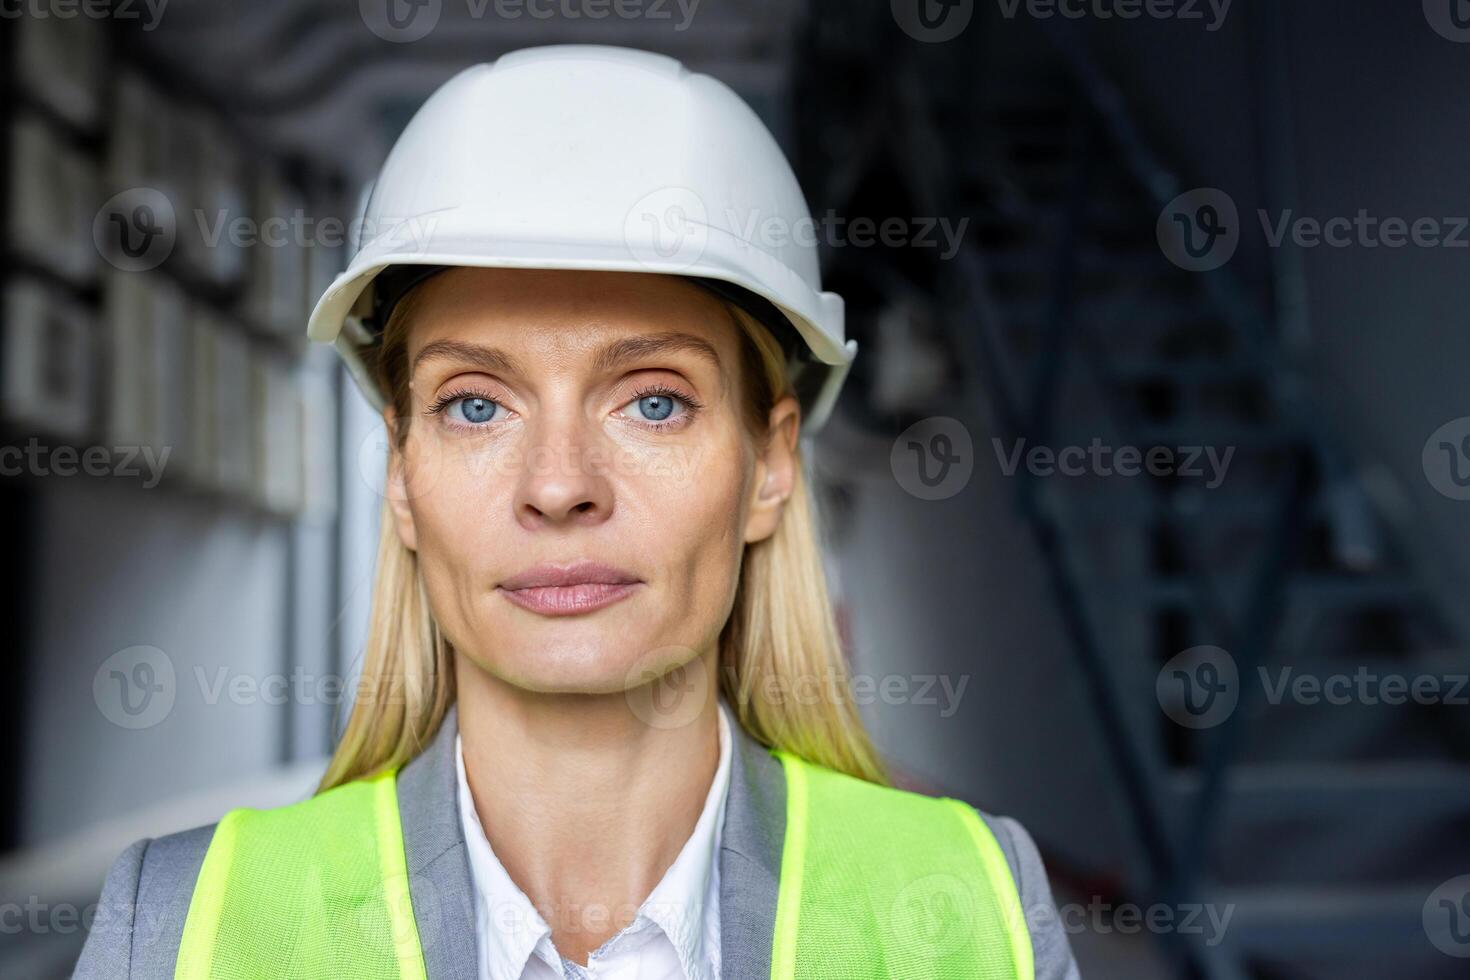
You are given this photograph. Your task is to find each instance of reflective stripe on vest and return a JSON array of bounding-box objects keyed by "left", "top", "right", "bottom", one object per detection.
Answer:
[{"left": 176, "top": 752, "right": 1032, "bottom": 979}]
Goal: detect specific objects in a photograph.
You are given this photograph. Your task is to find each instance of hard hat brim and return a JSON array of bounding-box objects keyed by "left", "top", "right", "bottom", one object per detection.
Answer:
[{"left": 309, "top": 238, "right": 857, "bottom": 434}]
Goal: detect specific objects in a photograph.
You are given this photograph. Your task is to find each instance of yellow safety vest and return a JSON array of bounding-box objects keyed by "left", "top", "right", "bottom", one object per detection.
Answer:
[{"left": 175, "top": 749, "right": 1033, "bottom": 979}]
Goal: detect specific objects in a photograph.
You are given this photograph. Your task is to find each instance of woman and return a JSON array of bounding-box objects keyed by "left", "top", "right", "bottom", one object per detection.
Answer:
[{"left": 77, "top": 46, "right": 1079, "bottom": 979}]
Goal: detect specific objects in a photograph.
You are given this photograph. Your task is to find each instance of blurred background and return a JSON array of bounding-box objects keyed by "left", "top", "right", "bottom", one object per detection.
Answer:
[{"left": 2, "top": 1, "right": 1469, "bottom": 977}]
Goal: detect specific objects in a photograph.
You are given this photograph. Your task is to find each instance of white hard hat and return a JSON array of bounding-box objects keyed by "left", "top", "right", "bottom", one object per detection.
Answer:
[{"left": 308, "top": 44, "right": 856, "bottom": 434}]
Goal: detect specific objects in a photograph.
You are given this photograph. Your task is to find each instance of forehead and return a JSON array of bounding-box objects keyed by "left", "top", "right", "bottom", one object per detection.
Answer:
[{"left": 400, "top": 267, "right": 741, "bottom": 370}]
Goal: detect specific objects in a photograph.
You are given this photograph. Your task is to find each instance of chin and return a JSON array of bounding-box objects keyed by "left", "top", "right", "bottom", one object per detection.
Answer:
[{"left": 480, "top": 632, "right": 659, "bottom": 695}]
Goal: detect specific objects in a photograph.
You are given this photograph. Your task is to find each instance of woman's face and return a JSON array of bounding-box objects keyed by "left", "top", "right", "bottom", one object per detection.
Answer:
[{"left": 385, "top": 267, "right": 798, "bottom": 695}]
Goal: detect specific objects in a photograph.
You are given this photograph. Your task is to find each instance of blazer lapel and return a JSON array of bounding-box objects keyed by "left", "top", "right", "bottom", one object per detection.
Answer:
[
  {"left": 397, "top": 704, "right": 480, "bottom": 980},
  {"left": 395, "top": 701, "right": 788, "bottom": 980},
  {"left": 719, "top": 713, "right": 787, "bottom": 979}
]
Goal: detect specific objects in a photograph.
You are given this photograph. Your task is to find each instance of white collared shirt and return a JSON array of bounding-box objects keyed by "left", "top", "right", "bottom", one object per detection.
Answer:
[{"left": 455, "top": 700, "right": 733, "bottom": 980}]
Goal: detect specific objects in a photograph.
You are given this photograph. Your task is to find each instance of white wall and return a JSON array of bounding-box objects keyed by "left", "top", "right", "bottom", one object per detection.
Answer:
[{"left": 23, "top": 478, "right": 288, "bottom": 844}]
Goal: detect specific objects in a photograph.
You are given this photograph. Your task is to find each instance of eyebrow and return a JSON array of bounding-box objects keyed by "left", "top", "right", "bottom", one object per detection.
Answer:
[
  {"left": 592, "top": 332, "right": 722, "bottom": 376},
  {"left": 411, "top": 332, "right": 722, "bottom": 378},
  {"left": 412, "top": 339, "right": 523, "bottom": 377}
]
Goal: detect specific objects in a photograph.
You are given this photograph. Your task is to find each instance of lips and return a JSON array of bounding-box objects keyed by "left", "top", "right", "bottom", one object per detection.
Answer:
[
  {"left": 499, "top": 561, "right": 641, "bottom": 590},
  {"left": 497, "top": 560, "right": 643, "bottom": 616}
]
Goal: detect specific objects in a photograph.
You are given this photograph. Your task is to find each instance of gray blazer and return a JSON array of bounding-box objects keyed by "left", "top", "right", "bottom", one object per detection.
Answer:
[{"left": 74, "top": 706, "right": 1080, "bottom": 978}]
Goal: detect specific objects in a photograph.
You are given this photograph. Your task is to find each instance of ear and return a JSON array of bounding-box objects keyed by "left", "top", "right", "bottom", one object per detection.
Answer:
[
  {"left": 743, "top": 395, "right": 801, "bottom": 544},
  {"left": 384, "top": 408, "right": 419, "bottom": 552}
]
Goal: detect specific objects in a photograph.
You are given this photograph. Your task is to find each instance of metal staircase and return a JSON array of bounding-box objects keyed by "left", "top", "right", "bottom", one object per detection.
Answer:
[{"left": 794, "top": 6, "right": 1470, "bottom": 978}]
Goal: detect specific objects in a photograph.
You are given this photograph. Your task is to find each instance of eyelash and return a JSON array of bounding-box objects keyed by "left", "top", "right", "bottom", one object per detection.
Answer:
[
  {"left": 423, "top": 383, "right": 703, "bottom": 429},
  {"left": 424, "top": 387, "right": 498, "bottom": 422},
  {"left": 627, "top": 383, "right": 703, "bottom": 430}
]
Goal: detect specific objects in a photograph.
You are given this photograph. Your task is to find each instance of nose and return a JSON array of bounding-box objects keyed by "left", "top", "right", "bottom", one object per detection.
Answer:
[{"left": 512, "top": 410, "right": 614, "bottom": 529}]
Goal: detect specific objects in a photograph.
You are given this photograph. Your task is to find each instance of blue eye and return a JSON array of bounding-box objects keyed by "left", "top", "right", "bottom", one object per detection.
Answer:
[
  {"left": 637, "top": 394, "right": 675, "bottom": 422},
  {"left": 450, "top": 397, "right": 499, "bottom": 424},
  {"left": 618, "top": 387, "right": 697, "bottom": 426}
]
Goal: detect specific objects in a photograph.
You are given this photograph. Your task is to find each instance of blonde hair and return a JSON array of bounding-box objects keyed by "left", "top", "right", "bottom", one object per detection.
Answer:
[{"left": 317, "top": 274, "right": 888, "bottom": 792}]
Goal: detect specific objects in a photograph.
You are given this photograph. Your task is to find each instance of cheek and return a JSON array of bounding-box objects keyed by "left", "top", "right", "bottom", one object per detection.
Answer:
[
  {"left": 400, "top": 435, "right": 512, "bottom": 622},
  {"left": 619, "top": 437, "right": 751, "bottom": 599}
]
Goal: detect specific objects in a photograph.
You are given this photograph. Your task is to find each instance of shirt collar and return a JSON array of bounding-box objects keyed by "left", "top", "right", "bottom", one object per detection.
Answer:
[
  {"left": 638, "top": 698, "right": 732, "bottom": 980},
  {"left": 455, "top": 697, "right": 735, "bottom": 980}
]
